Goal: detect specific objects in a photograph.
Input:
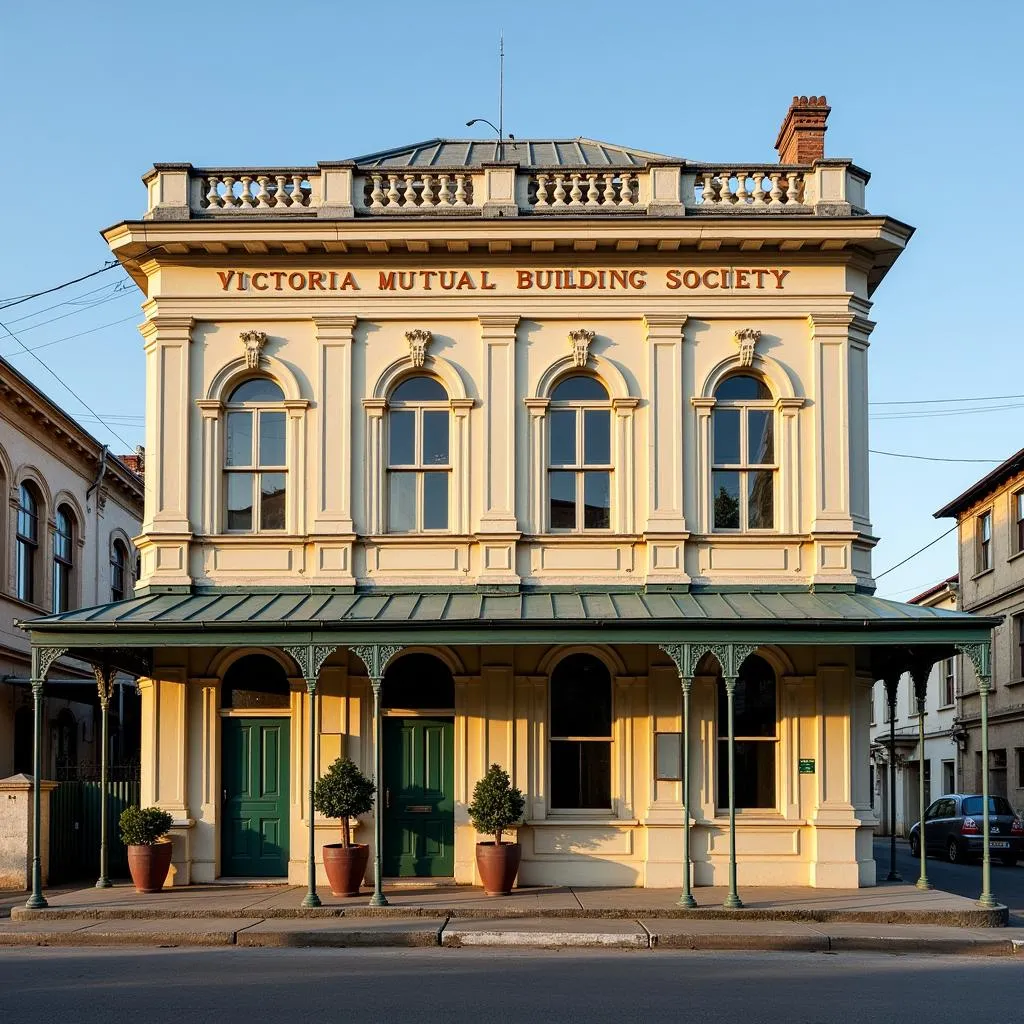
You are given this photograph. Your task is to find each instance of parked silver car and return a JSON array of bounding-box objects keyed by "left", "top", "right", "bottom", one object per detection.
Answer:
[{"left": 908, "top": 794, "right": 1024, "bottom": 865}]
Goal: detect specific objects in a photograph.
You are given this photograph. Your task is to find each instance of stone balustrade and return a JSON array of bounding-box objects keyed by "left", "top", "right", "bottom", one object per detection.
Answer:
[{"left": 142, "top": 160, "right": 867, "bottom": 220}]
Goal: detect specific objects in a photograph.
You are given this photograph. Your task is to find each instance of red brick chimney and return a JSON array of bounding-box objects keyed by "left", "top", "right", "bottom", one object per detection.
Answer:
[{"left": 775, "top": 95, "right": 830, "bottom": 164}]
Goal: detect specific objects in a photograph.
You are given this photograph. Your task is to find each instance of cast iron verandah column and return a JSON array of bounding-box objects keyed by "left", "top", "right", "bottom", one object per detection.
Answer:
[
  {"left": 910, "top": 659, "right": 933, "bottom": 891},
  {"left": 93, "top": 663, "right": 115, "bottom": 889},
  {"left": 26, "top": 646, "right": 68, "bottom": 909},
  {"left": 958, "top": 642, "right": 996, "bottom": 908},
  {"left": 882, "top": 670, "right": 902, "bottom": 883},
  {"left": 349, "top": 644, "right": 404, "bottom": 908},
  {"left": 283, "top": 644, "right": 338, "bottom": 909}
]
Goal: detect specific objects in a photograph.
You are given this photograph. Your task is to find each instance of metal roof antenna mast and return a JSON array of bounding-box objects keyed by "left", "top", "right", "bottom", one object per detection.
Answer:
[{"left": 466, "top": 30, "right": 512, "bottom": 161}]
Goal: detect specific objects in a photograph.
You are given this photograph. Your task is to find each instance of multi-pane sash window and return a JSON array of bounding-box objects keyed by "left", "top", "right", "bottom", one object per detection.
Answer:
[
  {"left": 1016, "top": 614, "right": 1024, "bottom": 679},
  {"left": 1014, "top": 490, "right": 1024, "bottom": 555},
  {"left": 111, "top": 539, "right": 128, "bottom": 602},
  {"left": 16, "top": 484, "right": 39, "bottom": 604},
  {"left": 976, "top": 510, "right": 992, "bottom": 572},
  {"left": 224, "top": 378, "right": 287, "bottom": 532},
  {"left": 712, "top": 374, "right": 775, "bottom": 531},
  {"left": 387, "top": 376, "right": 449, "bottom": 533},
  {"left": 716, "top": 654, "right": 777, "bottom": 810},
  {"left": 52, "top": 506, "right": 74, "bottom": 613},
  {"left": 548, "top": 375, "right": 611, "bottom": 531},
  {"left": 942, "top": 658, "right": 956, "bottom": 706},
  {"left": 550, "top": 654, "right": 612, "bottom": 809}
]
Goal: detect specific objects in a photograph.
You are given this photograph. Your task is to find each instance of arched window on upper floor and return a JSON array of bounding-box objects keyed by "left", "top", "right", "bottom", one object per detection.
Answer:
[
  {"left": 224, "top": 377, "right": 287, "bottom": 532},
  {"left": 111, "top": 538, "right": 130, "bottom": 602},
  {"left": 52, "top": 504, "right": 76, "bottom": 614},
  {"left": 711, "top": 373, "right": 776, "bottom": 532},
  {"left": 387, "top": 375, "right": 450, "bottom": 533},
  {"left": 16, "top": 483, "right": 42, "bottom": 605},
  {"left": 548, "top": 374, "right": 611, "bottom": 532}
]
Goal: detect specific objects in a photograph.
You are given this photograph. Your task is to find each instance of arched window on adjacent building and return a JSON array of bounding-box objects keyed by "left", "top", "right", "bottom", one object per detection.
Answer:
[
  {"left": 716, "top": 654, "right": 778, "bottom": 810},
  {"left": 387, "top": 375, "right": 450, "bottom": 533},
  {"left": 550, "top": 653, "right": 612, "bottom": 809},
  {"left": 711, "top": 374, "right": 776, "bottom": 531},
  {"left": 548, "top": 375, "right": 611, "bottom": 532},
  {"left": 224, "top": 378, "right": 287, "bottom": 532},
  {"left": 52, "top": 505, "right": 75, "bottom": 613},
  {"left": 16, "top": 483, "right": 41, "bottom": 605},
  {"left": 111, "top": 538, "right": 129, "bottom": 602}
]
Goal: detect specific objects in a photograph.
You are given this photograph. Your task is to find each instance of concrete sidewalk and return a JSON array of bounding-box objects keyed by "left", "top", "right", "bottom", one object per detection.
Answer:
[{"left": 0, "top": 881, "right": 1016, "bottom": 953}]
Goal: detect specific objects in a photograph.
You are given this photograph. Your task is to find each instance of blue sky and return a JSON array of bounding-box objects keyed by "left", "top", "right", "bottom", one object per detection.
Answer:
[{"left": 1, "top": 0, "right": 1020, "bottom": 599}]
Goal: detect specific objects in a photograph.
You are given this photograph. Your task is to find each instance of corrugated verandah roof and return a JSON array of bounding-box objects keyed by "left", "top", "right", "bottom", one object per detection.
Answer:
[{"left": 22, "top": 589, "right": 998, "bottom": 650}]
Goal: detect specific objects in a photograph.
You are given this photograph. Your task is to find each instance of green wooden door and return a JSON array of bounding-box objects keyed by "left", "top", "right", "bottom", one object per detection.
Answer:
[
  {"left": 221, "top": 717, "right": 290, "bottom": 877},
  {"left": 382, "top": 716, "right": 454, "bottom": 877}
]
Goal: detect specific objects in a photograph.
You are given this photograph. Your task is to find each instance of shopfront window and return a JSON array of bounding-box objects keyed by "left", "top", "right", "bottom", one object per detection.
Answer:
[
  {"left": 716, "top": 654, "right": 777, "bottom": 810},
  {"left": 550, "top": 654, "right": 612, "bottom": 809}
]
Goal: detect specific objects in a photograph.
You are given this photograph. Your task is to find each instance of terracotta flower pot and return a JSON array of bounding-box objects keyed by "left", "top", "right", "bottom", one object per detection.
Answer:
[
  {"left": 127, "top": 840, "right": 173, "bottom": 894},
  {"left": 323, "top": 843, "right": 370, "bottom": 896},
  {"left": 475, "top": 841, "right": 522, "bottom": 896}
]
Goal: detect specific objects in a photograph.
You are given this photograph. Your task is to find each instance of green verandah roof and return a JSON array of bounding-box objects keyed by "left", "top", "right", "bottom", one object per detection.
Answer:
[{"left": 20, "top": 589, "right": 999, "bottom": 660}]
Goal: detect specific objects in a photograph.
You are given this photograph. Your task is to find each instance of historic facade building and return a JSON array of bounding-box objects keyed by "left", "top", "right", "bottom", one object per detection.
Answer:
[
  {"left": 937, "top": 450, "right": 1024, "bottom": 804},
  {"left": 0, "top": 353, "right": 143, "bottom": 780},
  {"left": 22, "top": 98, "right": 999, "bottom": 905}
]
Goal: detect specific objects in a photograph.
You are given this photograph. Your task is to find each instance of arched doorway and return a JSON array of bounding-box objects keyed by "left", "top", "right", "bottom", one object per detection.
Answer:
[
  {"left": 381, "top": 653, "right": 455, "bottom": 878},
  {"left": 220, "top": 654, "right": 291, "bottom": 878}
]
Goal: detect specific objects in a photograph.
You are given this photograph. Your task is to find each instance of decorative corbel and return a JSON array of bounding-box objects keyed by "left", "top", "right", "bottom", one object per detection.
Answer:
[
  {"left": 405, "top": 329, "right": 432, "bottom": 368},
  {"left": 240, "top": 330, "right": 268, "bottom": 370},
  {"left": 568, "top": 328, "right": 595, "bottom": 368},
  {"left": 733, "top": 327, "right": 761, "bottom": 367}
]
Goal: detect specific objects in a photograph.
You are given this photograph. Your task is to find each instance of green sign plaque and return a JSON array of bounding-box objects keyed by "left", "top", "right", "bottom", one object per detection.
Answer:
[{"left": 798, "top": 759, "right": 816, "bottom": 774}]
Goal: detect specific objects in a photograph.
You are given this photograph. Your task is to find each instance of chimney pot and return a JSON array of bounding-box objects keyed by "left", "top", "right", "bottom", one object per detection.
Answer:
[{"left": 775, "top": 95, "right": 831, "bottom": 164}]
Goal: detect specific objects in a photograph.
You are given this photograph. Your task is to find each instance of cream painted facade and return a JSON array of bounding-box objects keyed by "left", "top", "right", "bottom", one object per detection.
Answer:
[{"left": 26, "top": 100, "right": 997, "bottom": 900}]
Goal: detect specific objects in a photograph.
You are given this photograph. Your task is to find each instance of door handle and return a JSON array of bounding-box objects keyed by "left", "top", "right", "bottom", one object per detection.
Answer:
[
  {"left": 385, "top": 788, "right": 390, "bottom": 809},
  {"left": 222, "top": 788, "right": 228, "bottom": 803}
]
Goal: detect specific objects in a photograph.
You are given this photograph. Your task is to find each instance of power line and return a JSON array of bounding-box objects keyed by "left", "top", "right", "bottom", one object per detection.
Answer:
[
  {"left": 871, "top": 403, "right": 1024, "bottom": 421},
  {"left": 9, "top": 287, "right": 134, "bottom": 335},
  {"left": 870, "top": 393, "right": 1024, "bottom": 406},
  {"left": 874, "top": 523, "right": 958, "bottom": 580},
  {"left": 0, "top": 314, "right": 139, "bottom": 356},
  {"left": 3, "top": 279, "right": 128, "bottom": 325},
  {"left": 869, "top": 449, "right": 1002, "bottom": 463}
]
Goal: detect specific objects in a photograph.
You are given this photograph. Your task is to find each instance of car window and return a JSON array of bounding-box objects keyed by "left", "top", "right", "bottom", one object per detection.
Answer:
[
  {"left": 961, "top": 796, "right": 1014, "bottom": 816},
  {"left": 938, "top": 799, "right": 955, "bottom": 817},
  {"left": 925, "top": 801, "right": 943, "bottom": 820}
]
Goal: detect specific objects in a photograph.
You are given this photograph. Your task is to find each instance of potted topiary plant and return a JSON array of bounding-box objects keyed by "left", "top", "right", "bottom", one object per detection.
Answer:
[
  {"left": 467, "top": 763, "right": 526, "bottom": 896},
  {"left": 119, "top": 806, "right": 175, "bottom": 893},
  {"left": 313, "top": 757, "right": 375, "bottom": 896}
]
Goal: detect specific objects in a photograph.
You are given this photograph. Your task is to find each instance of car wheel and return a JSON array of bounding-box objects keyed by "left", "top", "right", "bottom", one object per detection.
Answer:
[
  {"left": 1001, "top": 856, "right": 1017, "bottom": 867},
  {"left": 909, "top": 833, "right": 919, "bottom": 857},
  {"left": 947, "top": 838, "right": 960, "bottom": 863}
]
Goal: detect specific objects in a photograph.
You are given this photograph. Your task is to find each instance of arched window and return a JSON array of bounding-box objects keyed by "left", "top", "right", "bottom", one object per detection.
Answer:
[
  {"left": 221, "top": 653, "right": 291, "bottom": 710},
  {"left": 387, "top": 375, "right": 450, "bottom": 533},
  {"left": 383, "top": 653, "right": 455, "bottom": 710},
  {"left": 548, "top": 375, "right": 611, "bottom": 532},
  {"left": 711, "top": 373, "right": 775, "bottom": 531},
  {"left": 224, "top": 377, "right": 287, "bottom": 532},
  {"left": 111, "top": 538, "right": 129, "bottom": 602},
  {"left": 716, "top": 654, "right": 777, "bottom": 809},
  {"left": 52, "top": 505, "right": 75, "bottom": 613},
  {"left": 15, "top": 484, "right": 40, "bottom": 604},
  {"left": 550, "top": 653, "right": 612, "bottom": 809}
]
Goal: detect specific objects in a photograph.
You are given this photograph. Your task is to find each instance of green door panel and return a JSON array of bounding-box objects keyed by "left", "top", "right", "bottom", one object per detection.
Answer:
[
  {"left": 221, "top": 717, "right": 290, "bottom": 877},
  {"left": 382, "top": 716, "right": 454, "bottom": 877}
]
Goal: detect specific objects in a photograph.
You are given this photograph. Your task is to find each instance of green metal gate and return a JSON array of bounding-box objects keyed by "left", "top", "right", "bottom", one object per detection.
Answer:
[{"left": 48, "top": 768, "right": 140, "bottom": 883}]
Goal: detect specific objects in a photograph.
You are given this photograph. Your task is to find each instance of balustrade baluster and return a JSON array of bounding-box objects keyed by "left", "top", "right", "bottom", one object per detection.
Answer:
[
  {"left": 239, "top": 175, "right": 255, "bottom": 208},
  {"left": 768, "top": 172, "right": 784, "bottom": 206},
  {"left": 552, "top": 175, "right": 567, "bottom": 207},
  {"left": 735, "top": 171, "right": 749, "bottom": 204},
  {"left": 205, "top": 176, "right": 222, "bottom": 209},
  {"left": 602, "top": 173, "right": 617, "bottom": 207},
  {"left": 569, "top": 173, "right": 583, "bottom": 206},
  {"left": 535, "top": 174, "right": 549, "bottom": 207},
  {"left": 370, "top": 174, "right": 385, "bottom": 209},
  {"left": 701, "top": 171, "right": 715, "bottom": 205},
  {"left": 421, "top": 174, "right": 435, "bottom": 207},
  {"left": 454, "top": 174, "right": 468, "bottom": 207},
  {"left": 619, "top": 174, "right": 634, "bottom": 206},
  {"left": 403, "top": 174, "right": 418, "bottom": 208},
  {"left": 291, "top": 174, "right": 305, "bottom": 207},
  {"left": 586, "top": 174, "right": 600, "bottom": 206},
  {"left": 255, "top": 176, "right": 272, "bottom": 208},
  {"left": 752, "top": 173, "right": 768, "bottom": 205},
  {"left": 720, "top": 172, "right": 736, "bottom": 205},
  {"left": 437, "top": 175, "right": 451, "bottom": 206},
  {"left": 274, "top": 175, "right": 289, "bottom": 207},
  {"left": 785, "top": 172, "right": 801, "bottom": 205},
  {"left": 386, "top": 174, "right": 401, "bottom": 207},
  {"left": 222, "top": 176, "right": 237, "bottom": 207}
]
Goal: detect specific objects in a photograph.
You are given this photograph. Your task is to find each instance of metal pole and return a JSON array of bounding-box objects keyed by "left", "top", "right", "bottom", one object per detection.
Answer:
[
  {"left": 26, "top": 672, "right": 48, "bottom": 909},
  {"left": 884, "top": 675, "right": 902, "bottom": 882},
  {"left": 96, "top": 676, "right": 112, "bottom": 889},
  {"left": 369, "top": 675, "right": 388, "bottom": 907},
  {"left": 679, "top": 677, "right": 696, "bottom": 908},
  {"left": 301, "top": 679, "right": 321, "bottom": 908},
  {"left": 915, "top": 685, "right": 931, "bottom": 890},
  {"left": 978, "top": 681, "right": 995, "bottom": 907},
  {"left": 498, "top": 31, "right": 504, "bottom": 161},
  {"left": 723, "top": 674, "right": 742, "bottom": 909}
]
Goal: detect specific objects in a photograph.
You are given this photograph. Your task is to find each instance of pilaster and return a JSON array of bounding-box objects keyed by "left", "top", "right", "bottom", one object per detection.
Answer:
[{"left": 478, "top": 315, "right": 520, "bottom": 533}]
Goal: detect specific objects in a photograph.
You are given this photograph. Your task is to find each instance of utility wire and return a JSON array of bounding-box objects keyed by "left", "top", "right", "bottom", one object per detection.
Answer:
[
  {"left": 869, "top": 449, "right": 1002, "bottom": 463},
  {"left": 0, "top": 314, "right": 139, "bottom": 356},
  {"left": 870, "top": 394, "right": 1024, "bottom": 406},
  {"left": 874, "top": 523, "right": 958, "bottom": 580}
]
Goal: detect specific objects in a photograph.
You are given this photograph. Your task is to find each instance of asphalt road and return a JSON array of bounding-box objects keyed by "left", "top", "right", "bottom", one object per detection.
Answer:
[
  {"left": 2, "top": 946, "right": 1022, "bottom": 1024},
  {"left": 872, "top": 836, "right": 1024, "bottom": 918}
]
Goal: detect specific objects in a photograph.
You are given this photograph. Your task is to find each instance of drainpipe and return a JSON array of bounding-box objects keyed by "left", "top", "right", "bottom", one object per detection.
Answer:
[{"left": 86, "top": 446, "right": 109, "bottom": 606}]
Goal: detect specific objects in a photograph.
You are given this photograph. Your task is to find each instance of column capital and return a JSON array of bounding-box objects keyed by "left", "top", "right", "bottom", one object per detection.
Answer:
[
  {"left": 139, "top": 315, "right": 194, "bottom": 348},
  {"left": 281, "top": 644, "right": 338, "bottom": 683},
  {"left": 643, "top": 313, "right": 688, "bottom": 338},
  {"left": 478, "top": 314, "right": 520, "bottom": 337},
  {"left": 349, "top": 643, "right": 405, "bottom": 681},
  {"left": 313, "top": 315, "right": 358, "bottom": 339},
  {"left": 195, "top": 399, "right": 223, "bottom": 418}
]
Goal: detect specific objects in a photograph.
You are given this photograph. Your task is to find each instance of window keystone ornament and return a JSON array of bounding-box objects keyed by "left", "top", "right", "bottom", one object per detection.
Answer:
[
  {"left": 734, "top": 327, "right": 761, "bottom": 367},
  {"left": 240, "top": 330, "right": 268, "bottom": 370},
  {"left": 568, "top": 328, "right": 595, "bottom": 368},
  {"left": 405, "top": 328, "right": 432, "bottom": 368}
]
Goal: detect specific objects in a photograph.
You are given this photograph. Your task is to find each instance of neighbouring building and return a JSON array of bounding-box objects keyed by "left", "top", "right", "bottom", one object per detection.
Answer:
[
  {"left": 936, "top": 448, "right": 1024, "bottom": 810},
  {"left": 0, "top": 352, "right": 144, "bottom": 780},
  {"left": 870, "top": 576, "right": 961, "bottom": 836},
  {"left": 22, "top": 97, "right": 998, "bottom": 899}
]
